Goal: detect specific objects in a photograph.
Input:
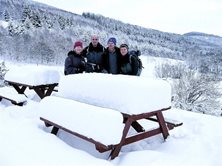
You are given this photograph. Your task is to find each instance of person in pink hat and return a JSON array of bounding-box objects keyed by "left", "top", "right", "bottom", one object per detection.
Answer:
[{"left": 64, "top": 41, "right": 86, "bottom": 75}]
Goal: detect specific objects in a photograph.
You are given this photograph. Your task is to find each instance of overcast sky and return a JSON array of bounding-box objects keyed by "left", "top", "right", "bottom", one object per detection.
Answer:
[{"left": 34, "top": 0, "right": 222, "bottom": 37}]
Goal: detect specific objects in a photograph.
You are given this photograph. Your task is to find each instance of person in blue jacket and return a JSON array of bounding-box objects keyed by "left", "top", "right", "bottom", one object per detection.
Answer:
[{"left": 102, "top": 37, "right": 121, "bottom": 74}]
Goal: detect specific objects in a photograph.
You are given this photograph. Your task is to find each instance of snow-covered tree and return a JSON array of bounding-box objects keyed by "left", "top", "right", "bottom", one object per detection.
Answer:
[
  {"left": 0, "top": 61, "right": 8, "bottom": 87},
  {"left": 21, "top": 6, "right": 31, "bottom": 23},
  {"left": 30, "top": 11, "right": 41, "bottom": 28},
  {"left": 3, "top": 10, "right": 10, "bottom": 22},
  {"left": 8, "top": 21, "right": 25, "bottom": 36},
  {"left": 172, "top": 70, "right": 221, "bottom": 116},
  {"left": 155, "top": 63, "right": 186, "bottom": 79}
]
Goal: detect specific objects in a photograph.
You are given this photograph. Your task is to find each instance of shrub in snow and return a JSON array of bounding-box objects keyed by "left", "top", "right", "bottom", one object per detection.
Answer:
[{"left": 155, "top": 63, "right": 186, "bottom": 79}]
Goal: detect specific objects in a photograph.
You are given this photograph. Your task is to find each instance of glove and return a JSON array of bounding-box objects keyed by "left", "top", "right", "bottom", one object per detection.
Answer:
[
  {"left": 101, "top": 69, "right": 108, "bottom": 73},
  {"left": 80, "top": 61, "right": 86, "bottom": 67},
  {"left": 74, "top": 68, "right": 80, "bottom": 73},
  {"left": 85, "top": 63, "right": 94, "bottom": 73},
  {"left": 78, "top": 61, "right": 86, "bottom": 71}
]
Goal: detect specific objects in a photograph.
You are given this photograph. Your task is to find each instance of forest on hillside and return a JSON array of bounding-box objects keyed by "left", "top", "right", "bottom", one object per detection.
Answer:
[{"left": 0, "top": 0, "right": 222, "bottom": 79}]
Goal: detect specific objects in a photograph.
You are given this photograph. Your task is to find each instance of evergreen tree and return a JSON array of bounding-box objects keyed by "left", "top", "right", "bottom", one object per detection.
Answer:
[
  {"left": 3, "top": 10, "right": 10, "bottom": 22},
  {"left": 21, "top": 6, "right": 31, "bottom": 23},
  {"left": 0, "top": 61, "right": 8, "bottom": 87},
  {"left": 30, "top": 11, "right": 42, "bottom": 28}
]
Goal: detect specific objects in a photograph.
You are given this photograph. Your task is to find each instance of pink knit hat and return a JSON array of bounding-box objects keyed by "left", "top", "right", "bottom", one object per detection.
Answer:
[{"left": 74, "top": 41, "right": 83, "bottom": 48}]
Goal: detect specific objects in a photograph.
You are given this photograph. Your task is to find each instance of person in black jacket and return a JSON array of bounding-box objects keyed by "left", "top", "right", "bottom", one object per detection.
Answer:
[
  {"left": 102, "top": 37, "right": 121, "bottom": 74},
  {"left": 119, "top": 44, "right": 140, "bottom": 76},
  {"left": 83, "top": 35, "right": 105, "bottom": 73},
  {"left": 64, "top": 41, "right": 86, "bottom": 75}
]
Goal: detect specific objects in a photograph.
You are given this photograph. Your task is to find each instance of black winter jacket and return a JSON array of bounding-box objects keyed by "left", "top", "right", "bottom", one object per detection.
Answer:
[
  {"left": 64, "top": 51, "right": 86, "bottom": 75},
  {"left": 120, "top": 54, "right": 139, "bottom": 76},
  {"left": 83, "top": 43, "right": 105, "bottom": 72}
]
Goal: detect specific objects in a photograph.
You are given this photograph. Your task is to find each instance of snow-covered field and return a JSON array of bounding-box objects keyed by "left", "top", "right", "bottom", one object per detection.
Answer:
[{"left": 0, "top": 56, "right": 222, "bottom": 166}]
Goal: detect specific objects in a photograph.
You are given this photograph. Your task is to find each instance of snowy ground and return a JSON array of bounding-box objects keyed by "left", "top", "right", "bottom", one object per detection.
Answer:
[{"left": 0, "top": 56, "right": 222, "bottom": 166}]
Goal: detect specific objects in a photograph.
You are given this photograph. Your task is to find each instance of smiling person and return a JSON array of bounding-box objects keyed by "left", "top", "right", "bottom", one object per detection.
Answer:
[
  {"left": 64, "top": 41, "right": 86, "bottom": 75},
  {"left": 102, "top": 37, "right": 121, "bottom": 74},
  {"left": 119, "top": 44, "right": 140, "bottom": 76},
  {"left": 83, "top": 35, "right": 105, "bottom": 73}
]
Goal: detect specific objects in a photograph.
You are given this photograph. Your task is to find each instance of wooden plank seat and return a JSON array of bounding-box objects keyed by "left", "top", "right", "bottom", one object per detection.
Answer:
[
  {"left": 39, "top": 96, "right": 172, "bottom": 160},
  {"left": 146, "top": 117, "right": 183, "bottom": 130},
  {"left": 0, "top": 87, "right": 27, "bottom": 106}
]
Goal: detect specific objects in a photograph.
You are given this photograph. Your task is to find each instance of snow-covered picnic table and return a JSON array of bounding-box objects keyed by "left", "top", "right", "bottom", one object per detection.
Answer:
[
  {"left": 4, "top": 66, "right": 60, "bottom": 99},
  {"left": 39, "top": 73, "right": 178, "bottom": 159}
]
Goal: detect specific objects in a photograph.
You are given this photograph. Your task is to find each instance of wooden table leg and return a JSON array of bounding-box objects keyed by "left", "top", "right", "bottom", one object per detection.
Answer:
[
  {"left": 11, "top": 84, "right": 27, "bottom": 94},
  {"left": 33, "top": 84, "right": 57, "bottom": 99},
  {"left": 156, "top": 111, "right": 169, "bottom": 139},
  {"left": 45, "top": 85, "right": 57, "bottom": 96},
  {"left": 51, "top": 126, "right": 59, "bottom": 135},
  {"left": 33, "top": 87, "right": 45, "bottom": 99}
]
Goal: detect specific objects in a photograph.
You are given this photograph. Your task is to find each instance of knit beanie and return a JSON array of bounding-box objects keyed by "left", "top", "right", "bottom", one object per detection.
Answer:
[
  {"left": 107, "top": 37, "right": 117, "bottom": 45},
  {"left": 120, "top": 44, "right": 129, "bottom": 50},
  {"left": 74, "top": 41, "right": 83, "bottom": 48}
]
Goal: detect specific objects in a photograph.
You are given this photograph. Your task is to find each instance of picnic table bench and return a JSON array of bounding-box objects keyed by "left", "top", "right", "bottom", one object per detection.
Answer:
[
  {"left": 0, "top": 87, "right": 27, "bottom": 106},
  {"left": 40, "top": 73, "right": 183, "bottom": 159},
  {"left": 40, "top": 96, "right": 174, "bottom": 160}
]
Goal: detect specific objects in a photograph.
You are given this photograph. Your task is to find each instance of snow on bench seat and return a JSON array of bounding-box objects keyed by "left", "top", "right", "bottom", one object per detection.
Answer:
[
  {"left": 0, "top": 87, "right": 27, "bottom": 105},
  {"left": 39, "top": 96, "right": 125, "bottom": 145},
  {"left": 5, "top": 66, "right": 60, "bottom": 86},
  {"left": 57, "top": 73, "right": 172, "bottom": 114}
]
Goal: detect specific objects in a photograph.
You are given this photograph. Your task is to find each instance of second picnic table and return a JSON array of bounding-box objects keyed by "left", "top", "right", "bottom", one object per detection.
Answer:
[
  {"left": 4, "top": 66, "right": 60, "bottom": 99},
  {"left": 5, "top": 80, "right": 58, "bottom": 99}
]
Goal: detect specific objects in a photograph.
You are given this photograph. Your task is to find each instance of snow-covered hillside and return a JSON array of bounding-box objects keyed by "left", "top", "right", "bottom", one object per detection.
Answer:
[{"left": 184, "top": 32, "right": 222, "bottom": 46}]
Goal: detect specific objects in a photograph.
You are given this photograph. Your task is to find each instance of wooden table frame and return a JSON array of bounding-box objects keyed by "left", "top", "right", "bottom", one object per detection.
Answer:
[
  {"left": 5, "top": 80, "right": 58, "bottom": 99},
  {"left": 40, "top": 106, "right": 182, "bottom": 160}
]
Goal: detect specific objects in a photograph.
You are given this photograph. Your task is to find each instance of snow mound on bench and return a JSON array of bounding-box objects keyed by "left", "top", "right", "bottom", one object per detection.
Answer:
[
  {"left": 39, "top": 96, "right": 125, "bottom": 145},
  {"left": 0, "top": 87, "right": 27, "bottom": 103},
  {"left": 57, "top": 73, "right": 171, "bottom": 114}
]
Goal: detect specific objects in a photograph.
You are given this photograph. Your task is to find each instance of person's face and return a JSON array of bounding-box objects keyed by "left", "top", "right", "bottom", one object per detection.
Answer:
[
  {"left": 108, "top": 42, "right": 115, "bottom": 51},
  {"left": 120, "top": 47, "right": 128, "bottom": 56},
  {"left": 74, "top": 46, "right": 83, "bottom": 54},
  {"left": 91, "top": 36, "right": 99, "bottom": 47}
]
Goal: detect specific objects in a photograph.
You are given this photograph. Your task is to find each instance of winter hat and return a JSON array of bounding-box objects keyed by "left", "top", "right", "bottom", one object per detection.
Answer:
[
  {"left": 120, "top": 44, "right": 129, "bottom": 50},
  {"left": 74, "top": 41, "right": 83, "bottom": 48},
  {"left": 107, "top": 37, "right": 117, "bottom": 45}
]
